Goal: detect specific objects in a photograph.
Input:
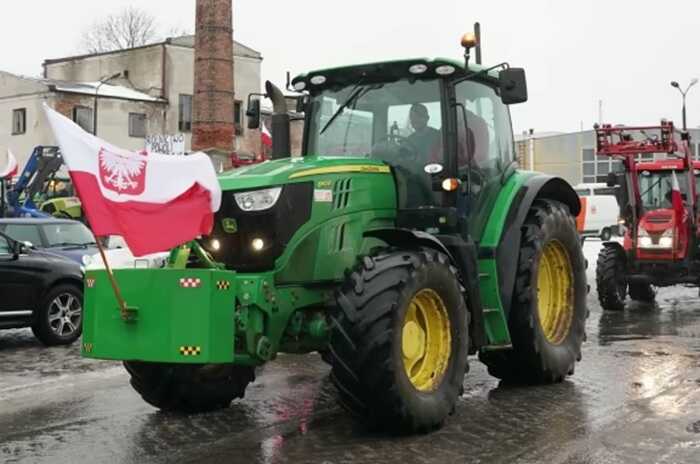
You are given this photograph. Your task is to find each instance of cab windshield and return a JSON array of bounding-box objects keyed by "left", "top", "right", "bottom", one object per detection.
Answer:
[
  {"left": 638, "top": 170, "right": 692, "bottom": 210},
  {"left": 306, "top": 79, "right": 444, "bottom": 170}
]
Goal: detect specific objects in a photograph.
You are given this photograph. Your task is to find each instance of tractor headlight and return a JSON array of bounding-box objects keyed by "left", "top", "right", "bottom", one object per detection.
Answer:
[
  {"left": 639, "top": 236, "right": 653, "bottom": 248},
  {"left": 658, "top": 229, "right": 673, "bottom": 248},
  {"left": 637, "top": 227, "right": 652, "bottom": 247},
  {"left": 234, "top": 187, "right": 282, "bottom": 212}
]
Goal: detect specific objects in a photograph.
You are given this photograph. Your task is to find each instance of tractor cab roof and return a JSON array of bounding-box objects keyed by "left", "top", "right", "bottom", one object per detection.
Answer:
[{"left": 291, "top": 58, "right": 499, "bottom": 93}]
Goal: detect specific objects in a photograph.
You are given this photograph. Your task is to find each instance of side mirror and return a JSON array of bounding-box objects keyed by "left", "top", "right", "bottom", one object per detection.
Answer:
[
  {"left": 246, "top": 99, "right": 261, "bottom": 129},
  {"left": 499, "top": 68, "right": 528, "bottom": 105},
  {"left": 606, "top": 172, "right": 618, "bottom": 187},
  {"left": 11, "top": 240, "right": 21, "bottom": 259}
]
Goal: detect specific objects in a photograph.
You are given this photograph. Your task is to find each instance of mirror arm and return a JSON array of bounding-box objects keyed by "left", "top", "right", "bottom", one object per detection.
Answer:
[{"left": 453, "top": 62, "right": 509, "bottom": 85}]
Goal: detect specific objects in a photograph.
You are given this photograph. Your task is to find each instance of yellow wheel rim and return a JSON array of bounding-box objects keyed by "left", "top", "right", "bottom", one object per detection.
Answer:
[
  {"left": 401, "top": 289, "right": 452, "bottom": 391},
  {"left": 537, "top": 239, "right": 574, "bottom": 345}
]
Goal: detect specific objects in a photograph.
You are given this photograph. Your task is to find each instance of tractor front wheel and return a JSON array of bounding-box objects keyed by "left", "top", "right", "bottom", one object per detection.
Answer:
[
  {"left": 124, "top": 362, "right": 254, "bottom": 413},
  {"left": 330, "top": 249, "right": 469, "bottom": 433},
  {"left": 480, "top": 199, "right": 587, "bottom": 384},
  {"left": 596, "top": 245, "right": 627, "bottom": 311},
  {"left": 628, "top": 282, "right": 655, "bottom": 303}
]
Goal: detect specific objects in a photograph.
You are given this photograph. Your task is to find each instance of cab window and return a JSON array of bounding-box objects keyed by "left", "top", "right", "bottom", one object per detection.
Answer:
[{"left": 454, "top": 81, "right": 515, "bottom": 173}]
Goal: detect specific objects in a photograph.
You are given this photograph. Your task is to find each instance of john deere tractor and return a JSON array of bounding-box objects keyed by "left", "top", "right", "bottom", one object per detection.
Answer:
[{"left": 82, "top": 35, "right": 587, "bottom": 433}]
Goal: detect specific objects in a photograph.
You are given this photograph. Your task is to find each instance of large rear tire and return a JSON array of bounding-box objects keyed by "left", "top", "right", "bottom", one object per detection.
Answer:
[
  {"left": 480, "top": 199, "right": 587, "bottom": 384},
  {"left": 330, "top": 248, "right": 469, "bottom": 433},
  {"left": 124, "top": 362, "right": 255, "bottom": 413},
  {"left": 596, "top": 245, "right": 627, "bottom": 311}
]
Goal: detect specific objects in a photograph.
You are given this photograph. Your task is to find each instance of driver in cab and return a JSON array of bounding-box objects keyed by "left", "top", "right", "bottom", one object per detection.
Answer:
[{"left": 406, "top": 103, "right": 441, "bottom": 166}]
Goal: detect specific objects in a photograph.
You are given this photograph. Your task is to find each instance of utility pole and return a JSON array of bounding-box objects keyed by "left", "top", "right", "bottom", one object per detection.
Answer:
[
  {"left": 671, "top": 79, "right": 698, "bottom": 131},
  {"left": 93, "top": 72, "right": 121, "bottom": 136}
]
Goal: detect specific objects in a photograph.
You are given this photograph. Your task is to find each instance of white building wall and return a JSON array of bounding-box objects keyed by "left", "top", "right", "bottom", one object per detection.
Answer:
[
  {"left": 0, "top": 94, "right": 56, "bottom": 168},
  {"left": 44, "top": 46, "right": 165, "bottom": 98}
]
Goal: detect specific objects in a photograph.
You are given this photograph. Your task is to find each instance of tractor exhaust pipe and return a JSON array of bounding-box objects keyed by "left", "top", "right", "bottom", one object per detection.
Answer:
[{"left": 265, "top": 80, "right": 290, "bottom": 159}]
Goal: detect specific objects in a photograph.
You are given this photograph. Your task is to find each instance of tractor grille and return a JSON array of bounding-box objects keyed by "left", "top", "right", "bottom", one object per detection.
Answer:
[
  {"left": 647, "top": 215, "right": 672, "bottom": 223},
  {"left": 332, "top": 178, "right": 352, "bottom": 210},
  {"left": 201, "top": 182, "right": 313, "bottom": 272}
]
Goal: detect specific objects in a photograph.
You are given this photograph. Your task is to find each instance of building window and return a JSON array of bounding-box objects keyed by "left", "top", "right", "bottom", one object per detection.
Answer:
[
  {"left": 581, "top": 147, "right": 622, "bottom": 184},
  {"left": 129, "top": 113, "right": 147, "bottom": 138},
  {"left": 12, "top": 108, "right": 26, "bottom": 135},
  {"left": 72, "top": 106, "right": 93, "bottom": 133},
  {"left": 234, "top": 100, "right": 243, "bottom": 135},
  {"left": 179, "top": 94, "right": 192, "bottom": 132}
]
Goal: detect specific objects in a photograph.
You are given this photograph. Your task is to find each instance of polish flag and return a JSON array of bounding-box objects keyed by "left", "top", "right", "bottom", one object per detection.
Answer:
[
  {"left": 261, "top": 121, "right": 272, "bottom": 148},
  {"left": 0, "top": 148, "right": 18, "bottom": 179},
  {"left": 671, "top": 171, "right": 685, "bottom": 220},
  {"left": 43, "top": 104, "right": 221, "bottom": 256}
]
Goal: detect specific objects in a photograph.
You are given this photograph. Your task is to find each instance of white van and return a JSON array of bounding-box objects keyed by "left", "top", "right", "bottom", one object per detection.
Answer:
[{"left": 574, "top": 183, "right": 621, "bottom": 240}]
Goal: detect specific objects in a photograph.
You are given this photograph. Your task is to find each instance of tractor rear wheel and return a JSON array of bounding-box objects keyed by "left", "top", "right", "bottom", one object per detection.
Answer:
[
  {"left": 480, "top": 199, "right": 587, "bottom": 384},
  {"left": 628, "top": 282, "right": 655, "bottom": 303},
  {"left": 123, "top": 362, "right": 254, "bottom": 413},
  {"left": 330, "top": 248, "right": 469, "bottom": 433},
  {"left": 596, "top": 245, "right": 627, "bottom": 311}
]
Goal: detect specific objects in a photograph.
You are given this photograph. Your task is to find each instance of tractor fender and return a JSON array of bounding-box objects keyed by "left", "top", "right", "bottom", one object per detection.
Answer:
[
  {"left": 496, "top": 175, "right": 581, "bottom": 318},
  {"left": 364, "top": 227, "right": 486, "bottom": 350}
]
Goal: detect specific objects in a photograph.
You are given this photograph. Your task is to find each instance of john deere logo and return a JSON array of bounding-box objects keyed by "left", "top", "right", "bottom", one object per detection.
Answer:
[{"left": 221, "top": 218, "right": 238, "bottom": 234}]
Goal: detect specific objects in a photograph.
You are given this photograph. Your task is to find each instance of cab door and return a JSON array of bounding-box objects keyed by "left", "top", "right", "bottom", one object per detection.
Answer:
[{"left": 452, "top": 79, "right": 516, "bottom": 242}]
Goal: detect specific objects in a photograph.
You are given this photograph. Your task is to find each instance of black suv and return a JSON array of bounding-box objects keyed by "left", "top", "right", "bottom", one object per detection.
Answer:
[{"left": 0, "top": 232, "right": 84, "bottom": 345}]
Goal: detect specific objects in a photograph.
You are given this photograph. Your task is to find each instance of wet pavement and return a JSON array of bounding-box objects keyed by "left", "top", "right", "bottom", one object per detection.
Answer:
[{"left": 2, "top": 241, "right": 700, "bottom": 463}]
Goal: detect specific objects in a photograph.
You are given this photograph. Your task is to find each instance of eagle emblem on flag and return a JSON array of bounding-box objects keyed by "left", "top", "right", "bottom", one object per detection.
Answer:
[{"left": 98, "top": 147, "right": 147, "bottom": 195}]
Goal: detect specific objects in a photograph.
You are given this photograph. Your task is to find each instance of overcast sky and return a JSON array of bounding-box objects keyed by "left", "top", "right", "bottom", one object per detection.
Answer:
[{"left": 2, "top": 0, "right": 698, "bottom": 134}]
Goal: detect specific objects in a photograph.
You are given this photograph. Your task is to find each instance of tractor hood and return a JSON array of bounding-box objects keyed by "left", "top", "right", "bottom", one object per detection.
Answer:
[{"left": 217, "top": 156, "right": 390, "bottom": 191}]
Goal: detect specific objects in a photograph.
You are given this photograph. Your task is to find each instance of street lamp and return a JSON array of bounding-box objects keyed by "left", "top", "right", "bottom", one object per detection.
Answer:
[
  {"left": 670, "top": 78, "right": 699, "bottom": 131},
  {"left": 93, "top": 72, "right": 122, "bottom": 135}
]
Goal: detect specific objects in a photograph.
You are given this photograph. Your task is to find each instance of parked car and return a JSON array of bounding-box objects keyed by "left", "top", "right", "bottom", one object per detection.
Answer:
[
  {"left": 0, "top": 231, "right": 84, "bottom": 345},
  {"left": 83, "top": 235, "right": 169, "bottom": 270},
  {"left": 0, "top": 219, "right": 169, "bottom": 269},
  {"left": 0, "top": 217, "right": 97, "bottom": 265}
]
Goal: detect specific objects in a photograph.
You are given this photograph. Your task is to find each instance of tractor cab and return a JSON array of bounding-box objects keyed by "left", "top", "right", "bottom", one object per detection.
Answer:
[
  {"left": 598, "top": 122, "right": 696, "bottom": 263},
  {"left": 631, "top": 160, "right": 700, "bottom": 261},
  {"left": 596, "top": 121, "right": 700, "bottom": 310}
]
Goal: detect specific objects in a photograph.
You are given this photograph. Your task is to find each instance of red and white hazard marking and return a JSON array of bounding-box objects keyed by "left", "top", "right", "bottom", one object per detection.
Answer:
[{"left": 179, "top": 277, "right": 202, "bottom": 288}]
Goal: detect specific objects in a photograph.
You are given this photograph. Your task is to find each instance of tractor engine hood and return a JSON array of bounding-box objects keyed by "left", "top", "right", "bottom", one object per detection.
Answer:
[{"left": 217, "top": 156, "right": 390, "bottom": 192}]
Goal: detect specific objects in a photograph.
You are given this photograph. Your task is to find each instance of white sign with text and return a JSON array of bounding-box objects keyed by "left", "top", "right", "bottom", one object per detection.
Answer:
[{"left": 145, "top": 134, "right": 186, "bottom": 156}]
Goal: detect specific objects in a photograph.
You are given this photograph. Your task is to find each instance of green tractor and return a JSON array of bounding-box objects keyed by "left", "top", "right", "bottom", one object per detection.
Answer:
[{"left": 83, "top": 36, "right": 587, "bottom": 433}]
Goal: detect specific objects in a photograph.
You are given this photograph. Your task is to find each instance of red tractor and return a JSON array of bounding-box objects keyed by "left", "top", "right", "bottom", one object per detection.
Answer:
[{"left": 595, "top": 121, "right": 699, "bottom": 310}]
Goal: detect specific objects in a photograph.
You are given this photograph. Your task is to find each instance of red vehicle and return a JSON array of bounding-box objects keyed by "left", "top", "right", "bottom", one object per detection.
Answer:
[{"left": 595, "top": 121, "right": 699, "bottom": 310}]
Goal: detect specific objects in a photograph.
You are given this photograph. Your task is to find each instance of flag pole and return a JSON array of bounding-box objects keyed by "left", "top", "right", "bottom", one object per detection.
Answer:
[{"left": 95, "top": 236, "right": 130, "bottom": 320}]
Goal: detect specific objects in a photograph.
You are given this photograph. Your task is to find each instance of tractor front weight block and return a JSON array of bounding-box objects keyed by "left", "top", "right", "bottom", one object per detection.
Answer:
[{"left": 82, "top": 268, "right": 260, "bottom": 365}]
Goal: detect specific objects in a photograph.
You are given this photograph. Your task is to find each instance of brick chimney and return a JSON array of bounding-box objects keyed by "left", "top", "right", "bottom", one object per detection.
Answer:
[{"left": 192, "top": 0, "right": 234, "bottom": 155}]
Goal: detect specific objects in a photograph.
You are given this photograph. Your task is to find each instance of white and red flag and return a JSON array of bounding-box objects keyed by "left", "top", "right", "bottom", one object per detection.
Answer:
[
  {"left": 43, "top": 104, "right": 221, "bottom": 256},
  {"left": 0, "top": 148, "right": 18, "bottom": 179},
  {"left": 671, "top": 171, "right": 686, "bottom": 220},
  {"left": 261, "top": 121, "right": 272, "bottom": 148}
]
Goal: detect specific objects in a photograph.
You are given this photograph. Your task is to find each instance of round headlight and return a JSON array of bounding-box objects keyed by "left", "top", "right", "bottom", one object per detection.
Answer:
[
  {"left": 252, "top": 238, "right": 265, "bottom": 252},
  {"left": 310, "top": 75, "right": 327, "bottom": 85},
  {"left": 211, "top": 239, "right": 221, "bottom": 251},
  {"left": 293, "top": 81, "right": 307, "bottom": 91}
]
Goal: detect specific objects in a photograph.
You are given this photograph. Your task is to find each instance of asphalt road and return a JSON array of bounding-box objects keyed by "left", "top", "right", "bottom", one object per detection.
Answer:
[{"left": 1, "top": 241, "right": 700, "bottom": 464}]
